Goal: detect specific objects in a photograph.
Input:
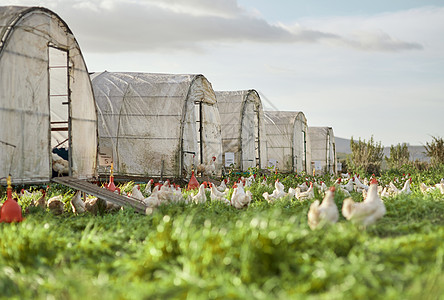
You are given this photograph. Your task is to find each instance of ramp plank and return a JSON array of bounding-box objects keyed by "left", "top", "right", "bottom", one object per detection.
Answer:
[{"left": 51, "top": 177, "right": 146, "bottom": 213}]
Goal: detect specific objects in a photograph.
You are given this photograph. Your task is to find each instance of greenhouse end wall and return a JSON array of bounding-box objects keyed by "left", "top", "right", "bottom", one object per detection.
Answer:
[
  {"left": 264, "top": 111, "right": 309, "bottom": 173},
  {"left": 308, "top": 126, "right": 337, "bottom": 175},
  {"left": 92, "top": 72, "right": 223, "bottom": 178},
  {"left": 0, "top": 6, "right": 97, "bottom": 184},
  {"left": 216, "top": 90, "right": 267, "bottom": 172}
]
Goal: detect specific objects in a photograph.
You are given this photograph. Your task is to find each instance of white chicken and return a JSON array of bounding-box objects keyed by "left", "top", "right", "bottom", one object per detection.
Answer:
[
  {"left": 190, "top": 183, "right": 207, "bottom": 204},
  {"left": 388, "top": 181, "right": 399, "bottom": 195},
  {"left": 158, "top": 181, "right": 174, "bottom": 203},
  {"left": 319, "top": 181, "right": 328, "bottom": 193},
  {"left": 262, "top": 180, "right": 287, "bottom": 203},
  {"left": 307, "top": 186, "right": 339, "bottom": 230},
  {"left": 353, "top": 176, "right": 369, "bottom": 193},
  {"left": 144, "top": 179, "right": 154, "bottom": 197},
  {"left": 20, "top": 189, "right": 33, "bottom": 198},
  {"left": 70, "top": 190, "right": 86, "bottom": 214},
  {"left": 296, "top": 182, "right": 314, "bottom": 201},
  {"left": 217, "top": 178, "right": 229, "bottom": 193},
  {"left": 230, "top": 183, "right": 252, "bottom": 209},
  {"left": 298, "top": 181, "right": 309, "bottom": 192},
  {"left": 197, "top": 156, "right": 217, "bottom": 177},
  {"left": 313, "top": 181, "right": 328, "bottom": 194},
  {"left": 380, "top": 186, "right": 390, "bottom": 198},
  {"left": 144, "top": 185, "right": 161, "bottom": 214},
  {"left": 341, "top": 173, "right": 351, "bottom": 179},
  {"left": 390, "top": 178, "right": 412, "bottom": 196},
  {"left": 420, "top": 182, "right": 436, "bottom": 194},
  {"left": 399, "top": 178, "right": 412, "bottom": 195},
  {"left": 244, "top": 174, "right": 256, "bottom": 187},
  {"left": 341, "top": 177, "right": 355, "bottom": 193},
  {"left": 435, "top": 182, "right": 444, "bottom": 194},
  {"left": 342, "top": 178, "right": 386, "bottom": 228},
  {"left": 52, "top": 153, "right": 69, "bottom": 176},
  {"left": 287, "top": 186, "right": 299, "bottom": 199},
  {"left": 130, "top": 184, "right": 145, "bottom": 201},
  {"left": 363, "top": 177, "right": 369, "bottom": 186},
  {"left": 170, "top": 184, "right": 184, "bottom": 203},
  {"left": 210, "top": 183, "right": 229, "bottom": 204}
]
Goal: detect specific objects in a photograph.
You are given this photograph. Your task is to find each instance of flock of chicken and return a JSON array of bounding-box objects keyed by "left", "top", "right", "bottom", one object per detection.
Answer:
[
  {"left": 260, "top": 172, "right": 444, "bottom": 229},
  {"left": 129, "top": 177, "right": 253, "bottom": 213},
  {"left": 20, "top": 189, "right": 117, "bottom": 216},
  {"left": 15, "top": 172, "right": 444, "bottom": 230},
  {"left": 308, "top": 178, "right": 386, "bottom": 230}
]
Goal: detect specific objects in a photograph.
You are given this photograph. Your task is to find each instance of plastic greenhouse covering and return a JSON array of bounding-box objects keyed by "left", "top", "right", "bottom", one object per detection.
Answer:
[
  {"left": 91, "top": 71, "right": 223, "bottom": 178},
  {"left": 264, "top": 111, "right": 310, "bottom": 173},
  {"left": 0, "top": 6, "right": 97, "bottom": 184},
  {"left": 215, "top": 90, "right": 267, "bottom": 171},
  {"left": 308, "top": 126, "right": 337, "bottom": 175}
]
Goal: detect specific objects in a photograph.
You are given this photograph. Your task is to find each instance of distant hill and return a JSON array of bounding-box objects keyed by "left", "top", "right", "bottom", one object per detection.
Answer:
[
  {"left": 335, "top": 137, "right": 352, "bottom": 154},
  {"left": 334, "top": 137, "right": 429, "bottom": 162}
]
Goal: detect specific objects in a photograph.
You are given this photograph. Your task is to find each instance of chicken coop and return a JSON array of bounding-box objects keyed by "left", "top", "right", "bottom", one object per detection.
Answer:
[
  {"left": 308, "top": 126, "right": 337, "bottom": 175},
  {"left": 91, "top": 71, "right": 223, "bottom": 178},
  {"left": 0, "top": 6, "right": 97, "bottom": 184},
  {"left": 215, "top": 90, "right": 267, "bottom": 171},
  {"left": 264, "top": 111, "right": 310, "bottom": 173}
]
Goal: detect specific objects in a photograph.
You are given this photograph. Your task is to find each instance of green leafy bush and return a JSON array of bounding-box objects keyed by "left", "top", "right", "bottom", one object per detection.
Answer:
[
  {"left": 347, "top": 136, "right": 385, "bottom": 176},
  {"left": 386, "top": 143, "right": 410, "bottom": 169},
  {"left": 425, "top": 136, "right": 444, "bottom": 166}
]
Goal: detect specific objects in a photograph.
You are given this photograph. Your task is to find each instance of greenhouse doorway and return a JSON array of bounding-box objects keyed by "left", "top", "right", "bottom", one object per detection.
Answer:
[
  {"left": 326, "top": 133, "right": 331, "bottom": 174},
  {"left": 48, "top": 45, "right": 71, "bottom": 176},
  {"left": 254, "top": 108, "right": 261, "bottom": 169},
  {"left": 302, "top": 131, "right": 307, "bottom": 172},
  {"left": 240, "top": 102, "right": 256, "bottom": 171},
  {"left": 194, "top": 101, "right": 204, "bottom": 165}
]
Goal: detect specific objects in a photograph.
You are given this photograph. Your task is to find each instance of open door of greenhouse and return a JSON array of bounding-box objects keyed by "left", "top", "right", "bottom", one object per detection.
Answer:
[
  {"left": 302, "top": 131, "right": 307, "bottom": 172},
  {"left": 194, "top": 101, "right": 204, "bottom": 165},
  {"left": 48, "top": 45, "right": 71, "bottom": 175},
  {"left": 192, "top": 97, "right": 221, "bottom": 172},
  {"left": 326, "top": 133, "right": 331, "bottom": 173},
  {"left": 255, "top": 107, "right": 261, "bottom": 168},
  {"left": 241, "top": 100, "right": 256, "bottom": 170}
]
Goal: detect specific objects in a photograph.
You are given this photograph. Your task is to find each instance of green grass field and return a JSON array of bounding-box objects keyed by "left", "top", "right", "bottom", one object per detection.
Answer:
[{"left": 1, "top": 168, "right": 444, "bottom": 299}]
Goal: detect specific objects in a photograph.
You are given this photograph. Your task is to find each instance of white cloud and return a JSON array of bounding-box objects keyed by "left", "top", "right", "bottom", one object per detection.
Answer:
[
  {"left": 298, "top": 6, "right": 444, "bottom": 52},
  {"left": 333, "top": 30, "right": 423, "bottom": 52},
  {"left": 0, "top": 0, "right": 425, "bottom": 53}
]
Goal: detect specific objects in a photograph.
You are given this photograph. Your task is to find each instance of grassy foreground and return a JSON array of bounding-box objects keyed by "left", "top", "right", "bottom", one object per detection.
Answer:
[{"left": 1, "top": 185, "right": 444, "bottom": 299}]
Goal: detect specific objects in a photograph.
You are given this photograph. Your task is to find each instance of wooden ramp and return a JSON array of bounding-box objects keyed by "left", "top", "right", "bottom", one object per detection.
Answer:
[{"left": 51, "top": 177, "right": 146, "bottom": 214}]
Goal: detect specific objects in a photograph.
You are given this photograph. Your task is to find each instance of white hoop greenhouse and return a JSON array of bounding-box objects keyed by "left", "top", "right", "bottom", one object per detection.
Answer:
[
  {"left": 308, "top": 126, "right": 337, "bottom": 175},
  {"left": 0, "top": 6, "right": 97, "bottom": 184},
  {"left": 215, "top": 90, "right": 267, "bottom": 171},
  {"left": 264, "top": 111, "right": 311, "bottom": 173},
  {"left": 91, "top": 71, "right": 223, "bottom": 178}
]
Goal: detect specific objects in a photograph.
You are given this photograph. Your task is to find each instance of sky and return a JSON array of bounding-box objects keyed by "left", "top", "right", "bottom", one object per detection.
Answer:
[{"left": 2, "top": 0, "right": 444, "bottom": 146}]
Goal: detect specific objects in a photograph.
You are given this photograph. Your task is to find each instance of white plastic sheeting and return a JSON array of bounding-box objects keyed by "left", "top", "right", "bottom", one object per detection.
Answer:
[
  {"left": 91, "top": 71, "right": 223, "bottom": 178},
  {"left": 308, "top": 127, "right": 337, "bottom": 175},
  {"left": 0, "top": 6, "right": 97, "bottom": 184},
  {"left": 215, "top": 90, "right": 267, "bottom": 171},
  {"left": 264, "top": 111, "right": 310, "bottom": 173}
]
